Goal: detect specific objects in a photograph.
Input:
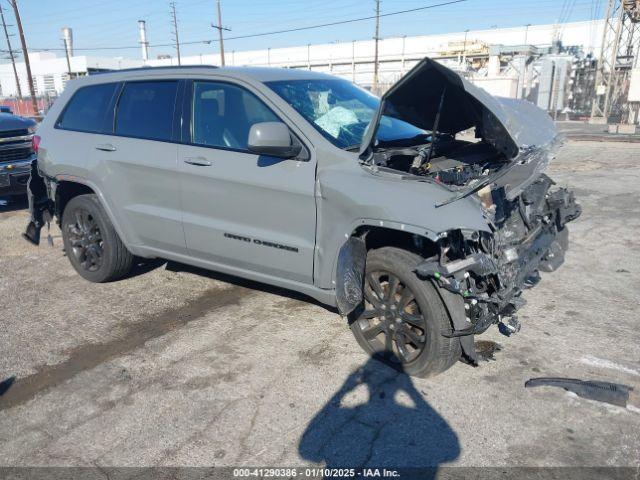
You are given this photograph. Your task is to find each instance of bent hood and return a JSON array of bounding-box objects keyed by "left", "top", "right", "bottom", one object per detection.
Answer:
[{"left": 359, "top": 57, "right": 557, "bottom": 159}]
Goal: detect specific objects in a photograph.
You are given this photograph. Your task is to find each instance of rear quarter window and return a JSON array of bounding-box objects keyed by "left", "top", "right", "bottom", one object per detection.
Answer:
[
  {"left": 115, "top": 81, "right": 178, "bottom": 142},
  {"left": 56, "top": 82, "right": 119, "bottom": 133}
]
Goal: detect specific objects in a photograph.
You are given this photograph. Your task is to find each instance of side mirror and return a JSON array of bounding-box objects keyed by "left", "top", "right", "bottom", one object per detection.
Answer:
[{"left": 247, "top": 122, "right": 302, "bottom": 159}]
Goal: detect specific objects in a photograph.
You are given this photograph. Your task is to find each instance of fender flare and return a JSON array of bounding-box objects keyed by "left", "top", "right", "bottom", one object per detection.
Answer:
[
  {"left": 335, "top": 236, "right": 366, "bottom": 316},
  {"left": 332, "top": 224, "right": 477, "bottom": 364},
  {"left": 331, "top": 220, "right": 440, "bottom": 314},
  {"left": 54, "top": 176, "right": 131, "bottom": 242},
  {"left": 324, "top": 219, "right": 440, "bottom": 289}
]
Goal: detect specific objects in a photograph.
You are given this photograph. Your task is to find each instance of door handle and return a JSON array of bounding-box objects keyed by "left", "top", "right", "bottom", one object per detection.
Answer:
[
  {"left": 95, "top": 143, "right": 117, "bottom": 152},
  {"left": 184, "top": 157, "right": 212, "bottom": 166}
]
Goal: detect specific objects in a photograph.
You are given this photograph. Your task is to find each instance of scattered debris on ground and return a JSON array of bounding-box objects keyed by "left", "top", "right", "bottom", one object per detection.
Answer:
[
  {"left": 475, "top": 340, "right": 502, "bottom": 361},
  {"left": 525, "top": 377, "right": 633, "bottom": 407}
]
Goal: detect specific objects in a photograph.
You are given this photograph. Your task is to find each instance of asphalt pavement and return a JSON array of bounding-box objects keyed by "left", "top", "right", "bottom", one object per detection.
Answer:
[{"left": 0, "top": 140, "right": 638, "bottom": 474}]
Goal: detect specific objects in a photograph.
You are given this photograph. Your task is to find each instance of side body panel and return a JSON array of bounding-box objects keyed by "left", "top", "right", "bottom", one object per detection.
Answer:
[
  {"left": 35, "top": 83, "right": 94, "bottom": 185},
  {"left": 313, "top": 145, "right": 492, "bottom": 291},
  {"left": 178, "top": 145, "right": 317, "bottom": 284},
  {"left": 36, "top": 77, "right": 186, "bottom": 253},
  {"left": 81, "top": 79, "right": 186, "bottom": 253},
  {"left": 177, "top": 77, "right": 317, "bottom": 284},
  {"left": 89, "top": 136, "right": 184, "bottom": 253},
  {"left": 35, "top": 68, "right": 495, "bottom": 309}
]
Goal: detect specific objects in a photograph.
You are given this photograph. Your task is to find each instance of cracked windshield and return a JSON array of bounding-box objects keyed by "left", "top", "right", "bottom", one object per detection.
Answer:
[{"left": 267, "top": 78, "right": 427, "bottom": 149}]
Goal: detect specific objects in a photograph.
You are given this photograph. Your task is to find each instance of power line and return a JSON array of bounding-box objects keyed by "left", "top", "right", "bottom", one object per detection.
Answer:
[
  {"left": 27, "top": 0, "right": 467, "bottom": 53},
  {"left": 559, "top": 0, "right": 579, "bottom": 38},
  {"left": 219, "top": 0, "right": 468, "bottom": 42}
]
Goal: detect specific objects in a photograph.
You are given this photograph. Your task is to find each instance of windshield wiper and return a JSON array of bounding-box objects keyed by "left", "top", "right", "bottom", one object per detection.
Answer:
[{"left": 343, "top": 144, "right": 361, "bottom": 152}]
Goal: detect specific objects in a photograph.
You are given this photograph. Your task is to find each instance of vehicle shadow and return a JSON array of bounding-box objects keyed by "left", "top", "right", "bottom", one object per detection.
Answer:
[
  {"left": 164, "top": 261, "right": 337, "bottom": 312},
  {"left": 299, "top": 356, "right": 460, "bottom": 477},
  {"left": 0, "top": 376, "right": 15, "bottom": 396},
  {"left": 121, "top": 257, "right": 170, "bottom": 280},
  {"left": 0, "top": 195, "right": 28, "bottom": 213}
]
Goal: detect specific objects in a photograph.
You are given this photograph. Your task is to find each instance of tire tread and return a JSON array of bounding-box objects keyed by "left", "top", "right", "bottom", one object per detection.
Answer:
[{"left": 62, "top": 194, "right": 133, "bottom": 282}]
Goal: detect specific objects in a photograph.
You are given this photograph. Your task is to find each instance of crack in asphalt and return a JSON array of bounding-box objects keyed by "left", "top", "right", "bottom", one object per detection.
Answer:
[{"left": 0, "top": 285, "right": 250, "bottom": 411}]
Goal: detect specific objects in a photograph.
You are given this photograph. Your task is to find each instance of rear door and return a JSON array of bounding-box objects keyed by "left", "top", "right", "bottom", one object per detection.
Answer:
[
  {"left": 177, "top": 79, "right": 317, "bottom": 284},
  {"left": 89, "top": 79, "right": 187, "bottom": 254}
]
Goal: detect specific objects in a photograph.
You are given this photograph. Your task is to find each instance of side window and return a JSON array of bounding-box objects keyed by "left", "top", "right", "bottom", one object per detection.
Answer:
[
  {"left": 191, "top": 81, "right": 279, "bottom": 150},
  {"left": 56, "top": 83, "right": 118, "bottom": 133},
  {"left": 115, "top": 81, "right": 178, "bottom": 141}
]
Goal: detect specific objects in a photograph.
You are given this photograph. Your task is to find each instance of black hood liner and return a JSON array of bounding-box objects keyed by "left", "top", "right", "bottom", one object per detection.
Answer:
[
  {"left": 360, "top": 57, "right": 557, "bottom": 160},
  {"left": 383, "top": 60, "right": 481, "bottom": 135}
]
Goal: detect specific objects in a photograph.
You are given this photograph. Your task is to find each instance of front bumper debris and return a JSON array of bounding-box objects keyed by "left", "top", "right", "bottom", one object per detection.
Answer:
[
  {"left": 416, "top": 175, "right": 581, "bottom": 341},
  {"left": 22, "top": 159, "right": 53, "bottom": 245}
]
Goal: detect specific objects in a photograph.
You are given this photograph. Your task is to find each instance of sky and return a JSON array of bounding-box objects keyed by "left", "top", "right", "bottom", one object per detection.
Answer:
[{"left": 3, "top": 0, "right": 606, "bottom": 61}]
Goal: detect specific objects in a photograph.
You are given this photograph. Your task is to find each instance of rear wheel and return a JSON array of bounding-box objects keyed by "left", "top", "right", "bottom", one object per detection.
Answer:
[
  {"left": 349, "top": 247, "right": 461, "bottom": 377},
  {"left": 61, "top": 194, "right": 133, "bottom": 282}
]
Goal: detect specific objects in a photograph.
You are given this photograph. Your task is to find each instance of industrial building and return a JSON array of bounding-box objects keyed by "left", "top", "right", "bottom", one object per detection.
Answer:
[
  {"left": 0, "top": 18, "right": 615, "bottom": 120},
  {"left": 0, "top": 51, "right": 143, "bottom": 97}
]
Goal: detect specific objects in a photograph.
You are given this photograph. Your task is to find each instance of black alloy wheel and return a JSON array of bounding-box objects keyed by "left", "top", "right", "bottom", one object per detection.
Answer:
[
  {"left": 349, "top": 247, "right": 462, "bottom": 377},
  {"left": 66, "top": 208, "right": 104, "bottom": 272},
  {"left": 61, "top": 194, "right": 134, "bottom": 282},
  {"left": 356, "top": 270, "right": 428, "bottom": 364}
]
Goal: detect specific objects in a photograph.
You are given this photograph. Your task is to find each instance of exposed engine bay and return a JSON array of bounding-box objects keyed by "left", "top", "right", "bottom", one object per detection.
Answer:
[{"left": 370, "top": 136, "right": 507, "bottom": 188}]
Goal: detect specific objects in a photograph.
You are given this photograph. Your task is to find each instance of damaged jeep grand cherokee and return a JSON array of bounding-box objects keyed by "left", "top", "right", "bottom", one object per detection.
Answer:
[{"left": 24, "top": 58, "right": 580, "bottom": 377}]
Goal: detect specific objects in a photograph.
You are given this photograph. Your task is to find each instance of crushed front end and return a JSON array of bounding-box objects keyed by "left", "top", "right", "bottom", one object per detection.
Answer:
[
  {"left": 416, "top": 173, "right": 581, "bottom": 345},
  {"left": 356, "top": 57, "right": 583, "bottom": 362}
]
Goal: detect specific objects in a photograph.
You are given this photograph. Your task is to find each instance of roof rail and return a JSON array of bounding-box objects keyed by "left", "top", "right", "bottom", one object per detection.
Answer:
[{"left": 91, "top": 65, "right": 220, "bottom": 75}]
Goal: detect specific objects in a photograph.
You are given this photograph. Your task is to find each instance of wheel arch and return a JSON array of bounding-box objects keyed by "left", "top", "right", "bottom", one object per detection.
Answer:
[
  {"left": 335, "top": 224, "right": 475, "bottom": 365},
  {"left": 52, "top": 176, "right": 139, "bottom": 255},
  {"left": 54, "top": 180, "right": 95, "bottom": 220},
  {"left": 353, "top": 224, "right": 440, "bottom": 257},
  {"left": 333, "top": 221, "right": 440, "bottom": 316}
]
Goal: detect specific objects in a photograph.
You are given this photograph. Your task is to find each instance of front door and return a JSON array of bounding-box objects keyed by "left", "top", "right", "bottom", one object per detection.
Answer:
[{"left": 178, "top": 80, "right": 316, "bottom": 284}]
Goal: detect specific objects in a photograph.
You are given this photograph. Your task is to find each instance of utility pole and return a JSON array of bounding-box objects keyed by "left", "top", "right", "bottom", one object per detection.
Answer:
[
  {"left": 61, "top": 28, "right": 72, "bottom": 78},
  {"left": 0, "top": 5, "right": 21, "bottom": 100},
  {"left": 211, "top": 0, "right": 230, "bottom": 66},
  {"left": 9, "top": 0, "right": 37, "bottom": 117},
  {"left": 462, "top": 29, "right": 469, "bottom": 66},
  {"left": 372, "top": 0, "right": 380, "bottom": 94},
  {"left": 523, "top": 23, "right": 532, "bottom": 45},
  {"left": 62, "top": 37, "right": 72, "bottom": 77},
  {"left": 138, "top": 20, "right": 149, "bottom": 61},
  {"left": 170, "top": 2, "right": 181, "bottom": 65}
]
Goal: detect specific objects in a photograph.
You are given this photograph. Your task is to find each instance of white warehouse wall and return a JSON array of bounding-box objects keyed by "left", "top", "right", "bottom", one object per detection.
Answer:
[
  {"left": 0, "top": 20, "right": 604, "bottom": 97},
  {"left": 146, "top": 20, "right": 604, "bottom": 88},
  {"left": 0, "top": 54, "right": 144, "bottom": 97}
]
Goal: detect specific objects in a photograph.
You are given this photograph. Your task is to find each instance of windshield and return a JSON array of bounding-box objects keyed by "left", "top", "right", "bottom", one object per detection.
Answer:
[{"left": 266, "top": 78, "right": 427, "bottom": 149}]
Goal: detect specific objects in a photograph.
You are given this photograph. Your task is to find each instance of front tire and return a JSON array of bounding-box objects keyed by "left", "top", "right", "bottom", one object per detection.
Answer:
[
  {"left": 349, "top": 247, "right": 461, "bottom": 377},
  {"left": 61, "top": 194, "right": 133, "bottom": 282}
]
